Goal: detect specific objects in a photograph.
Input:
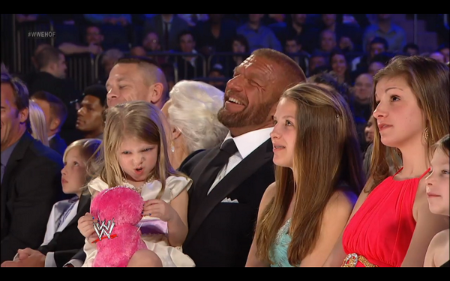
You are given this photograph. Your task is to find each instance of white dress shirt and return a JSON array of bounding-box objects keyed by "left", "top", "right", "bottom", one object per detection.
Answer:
[{"left": 208, "top": 127, "right": 273, "bottom": 194}]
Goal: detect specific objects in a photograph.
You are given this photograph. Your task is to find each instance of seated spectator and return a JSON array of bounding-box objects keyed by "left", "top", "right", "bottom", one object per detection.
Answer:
[
  {"left": 0, "top": 138, "right": 102, "bottom": 267},
  {"left": 27, "top": 100, "right": 49, "bottom": 146},
  {"left": 206, "top": 66, "right": 227, "bottom": 91},
  {"left": 351, "top": 36, "right": 389, "bottom": 74},
  {"left": 170, "top": 29, "right": 205, "bottom": 80},
  {"left": 178, "top": 14, "right": 209, "bottom": 27},
  {"left": 368, "top": 60, "right": 386, "bottom": 77},
  {"left": 1, "top": 70, "right": 64, "bottom": 263},
  {"left": 402, "top": 42, "right": 420, "bottom": 56},
  {"left": 98, "top": 48, "right": 124, "bottom": 85},
  {"left": 313, "top": 29, "right": 338, "bottom": 59},
  {"left": 269, "top": 14, "right": 320, "bottom": 55},
  {"left": 58, "top": 24, "right": 104, "bottom": 55},
  {"left": 237, "top": 14, "right": 282, "bottom": 52},
  {"left": 283, "top": 35, "right": 309, "bottom": 75},
  {"left": 329, "top": 48, "right": 352, "bottom": 85},
  {"left": 130, "top": 46, "right": 147, "bottom": 57},
  {"left": 308, "top": 50, "right": 328, "bottom": 77},
  {"left": 423, "top": 134, "right": 450, "bottom": 267},
  {"left": 23, "top": 46, "right": 81, "bottom": 145},
  {"left": 362, "top": 14, "right": 407, "bottom": 53},
  {"left": 318, "top": 14, "right": 363, "bottom": 53},
  {"left": 192, "top": 14, "right": 238, "bottom": 57},
  {"left": 84, "top": 14, "right": 131, "bottom": 26},
  {"left": 161, "top": 80, "right": 228, "bottom": 169},
  {"left": 212, "top": 34, "right": 250, "bottom": 78},
  {"left": 141, "top": 31, "right": 169, "bottom": 67},
  {"left": 31, "top": 43, "right": 52, "bottom": 72},
  {"left": 31, "top": 91, "right": 68, "bottom": 155},
  {"left": 352, "top": 72, "right": 374, "bottom": 123},
  {"left": 76, "top": 84, "right": 107, "bottom": 140},
  {"left": 143, "top": 14, "right": 190, "bottom": 51}
]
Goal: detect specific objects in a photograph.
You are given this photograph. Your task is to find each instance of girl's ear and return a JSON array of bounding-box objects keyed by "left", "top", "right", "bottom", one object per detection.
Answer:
[{"left": 172, "top": 127, "right": 182, "bottom": 140}]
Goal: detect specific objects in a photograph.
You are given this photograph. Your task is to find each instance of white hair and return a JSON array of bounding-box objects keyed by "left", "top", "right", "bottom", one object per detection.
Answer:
[
  {"left": 29, "top": 100, "right": 49, "bottom": 146},
  {"left": 168, "top": 80, "right": 228, "bottom": 154}
]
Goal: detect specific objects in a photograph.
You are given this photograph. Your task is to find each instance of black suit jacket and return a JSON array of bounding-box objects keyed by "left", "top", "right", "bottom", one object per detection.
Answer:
[
  {"left": 38, "top": 193, "right": 91, "bottom": 267},
  {"left": 49, "top": 133, "right": 68, "bottom": 156},
  {"left": 1, "top": 132, "right": 64, "bottom": 263},
  {"left": 143, "top": 14, "right": 190, "bottom": 51},
  {"left": 179, "top": 139, "right": 275, "bottom": 267}
]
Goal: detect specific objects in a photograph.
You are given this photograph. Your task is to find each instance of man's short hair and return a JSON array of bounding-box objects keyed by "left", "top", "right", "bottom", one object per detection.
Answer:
[
  {"left": 35, "top": 46, "right": 63, "bottom": 70},
  {"left": 1, "top": 70, "right": 29, "bottom": 112},
  {"left": 31, "top": 91, "right": 68, "bottom": 129}
]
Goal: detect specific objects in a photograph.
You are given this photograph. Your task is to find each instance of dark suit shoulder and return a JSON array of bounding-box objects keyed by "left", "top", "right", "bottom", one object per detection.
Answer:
[
  {"left": 27, "top": 138, "right": 63, "bottom": 167},
  {"left": 178, "top": 148, "right": 210, "bottom": 176}
]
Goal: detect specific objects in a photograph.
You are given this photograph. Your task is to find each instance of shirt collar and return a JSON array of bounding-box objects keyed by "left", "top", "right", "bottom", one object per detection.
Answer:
[
  {"left": 1, "top": 139, "right": 20, "bottom": 167},
  {"left": 222, "top": 127, "right": 273, "bottom": 159}
]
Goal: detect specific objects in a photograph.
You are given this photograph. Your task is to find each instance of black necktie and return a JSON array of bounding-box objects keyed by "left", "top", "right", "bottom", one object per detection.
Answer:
[
  {"left": 197, "top": 139, "right": 238, "bottom": 197},
  {"left": 163, "top": 22, "right": 170, "bottom": 51}
]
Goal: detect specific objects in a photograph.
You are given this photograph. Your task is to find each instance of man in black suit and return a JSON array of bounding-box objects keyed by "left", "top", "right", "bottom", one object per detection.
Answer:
[
  {"left": 31, "top": 91, "right": 68, "bottom": 155},
  {"left": 0, "top": 194, "right": 91, "bottom": 267},
  {"left": 179, "top": 48, "right": 306, "bottom": 267},
  {"left": 143, "top": 14, "right": 190, "bottom": 52},
  {"left": 24, "top": 46, "right": 82, "bottom": 145},
  {"left": 1, "top": 71, "right": 64, "bottom": 263}
]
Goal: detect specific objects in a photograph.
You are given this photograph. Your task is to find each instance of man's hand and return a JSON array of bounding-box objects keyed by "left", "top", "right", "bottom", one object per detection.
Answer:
[{"left": 1, "top": 249, "right": 46, "bottom": 267}]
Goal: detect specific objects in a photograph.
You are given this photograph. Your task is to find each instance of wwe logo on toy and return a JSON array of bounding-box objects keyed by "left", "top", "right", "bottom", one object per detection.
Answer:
[{"left": 93, "top": 217, "right": 118, "bottom": 243}]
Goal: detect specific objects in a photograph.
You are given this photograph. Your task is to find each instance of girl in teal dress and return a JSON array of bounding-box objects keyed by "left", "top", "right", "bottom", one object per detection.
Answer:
[{"left": 245, "top": 83, "right": 365, "bottom": 267}]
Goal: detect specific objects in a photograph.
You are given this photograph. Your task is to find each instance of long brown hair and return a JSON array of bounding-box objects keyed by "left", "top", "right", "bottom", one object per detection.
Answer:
[
  {"left": 90, "top": 101, "right": 185, "bottom": 198},
  {"left": 254, "top": 83, "right": 364, "bottom": 266},
  {"left": 368, "top": 56, "right": 449, "bottom": 192}
]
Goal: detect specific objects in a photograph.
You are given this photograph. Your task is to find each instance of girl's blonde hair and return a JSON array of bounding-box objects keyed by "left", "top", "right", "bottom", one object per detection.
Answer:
[
  {"left": 28, "top": 99, "right": 49, "bottom": 146},
  {"left": 63, "top": 138, "right": 102, "bottom": 195},
  {"left": 92, "top": 101, "right": 184, "bottom": 198}
]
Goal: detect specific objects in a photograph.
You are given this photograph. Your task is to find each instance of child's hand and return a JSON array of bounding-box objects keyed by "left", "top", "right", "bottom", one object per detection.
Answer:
[
  {"left": 78, "top": 212, "right": 97, "bottom": 238},
  {"left": 143, "top": 199, "right": 176, "bottom": 222}
]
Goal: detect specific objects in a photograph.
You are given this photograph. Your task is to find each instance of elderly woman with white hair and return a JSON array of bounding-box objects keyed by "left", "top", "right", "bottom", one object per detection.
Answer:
[{"left": 161, "top": 80, "right": 229, "bottom": 169}]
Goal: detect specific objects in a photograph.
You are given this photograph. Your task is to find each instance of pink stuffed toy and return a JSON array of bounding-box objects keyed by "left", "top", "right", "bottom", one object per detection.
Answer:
[{"left": 90, "top": 186, "right": 147, "bottom": 267}]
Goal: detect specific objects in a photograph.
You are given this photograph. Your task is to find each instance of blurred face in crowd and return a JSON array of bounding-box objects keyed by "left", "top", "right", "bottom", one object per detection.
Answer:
[
  {"left": 285, "top": 39, "right": 300, "bottom": 54},
  {"left": 143, "top": 32, "right": 160, "bottom": 51},
  {"left": 76, "top": 95, "right": 104, "bottom": 137},
  {"left": 86, "top": 26, "right": 103, "bottom": 45},
  {"left": 369, "top": 43, "right": 386, "bottom": 59},
  {"left": 354, "top": 73, "right": 374, "bottom": 103},
  {"left": 320, "top": 30, "right": 336, "bottom": 53},
  {"left": 232, "top": 40, "right": 247, "bottom": 53},
  {"left": 330, "top": 53, "right": 347, "bottom": 76},
  {"left": 180, "top": 33, "right": 195, "bottom": 53},
  {"left": 1, "top": 83, "right": 28, "bottom": 151},
  {"left": 368, "top": 61, "right": 385, "bottom": 76},
  {"left": 309, "top": 55, "right": 326, "bottom": 73},
  {"left": 365, "top": 116, "right": 375, "bottom": 144}
]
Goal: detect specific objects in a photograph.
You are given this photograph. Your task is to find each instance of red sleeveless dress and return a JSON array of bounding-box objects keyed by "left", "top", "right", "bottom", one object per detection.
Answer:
[{"left": 342, "top": 167, "right": 430, "bottom": 267}]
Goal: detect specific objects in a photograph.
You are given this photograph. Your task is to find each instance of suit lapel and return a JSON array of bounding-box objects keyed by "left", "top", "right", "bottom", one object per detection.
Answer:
[
  {"left": 187, "top": 139, "right": 273, "bottom": 240},
  {"left": 187, "top": 148, "right": 221, "bottom": 218},
  {"left": 64, "top": 194, "right": 90, "bottom": 229},
  {"left": 1, "top": 133, "right": 32, "bottom": 230}
]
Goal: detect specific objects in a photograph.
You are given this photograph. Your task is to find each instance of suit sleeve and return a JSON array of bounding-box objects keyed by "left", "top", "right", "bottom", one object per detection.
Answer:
[
  {"left": 0, "top": 157, "right": 61, "bottom": 263},
  {"left": 53, "top": 249, "right": 84, "bottom": 267}
]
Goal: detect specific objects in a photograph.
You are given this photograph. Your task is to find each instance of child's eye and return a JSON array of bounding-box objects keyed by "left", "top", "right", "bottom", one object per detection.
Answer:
[
  {"left": 442, "top": 170, "right": 449, "bottom": 175},
  {"left": 285, "top": 120, "right": 292, "bottom": 126},
  {"left": 122, "top": 151, "right": 130, "bottom": 155},
  {"left": 143, "top": 148, "right": 153, "bottom": 152}
]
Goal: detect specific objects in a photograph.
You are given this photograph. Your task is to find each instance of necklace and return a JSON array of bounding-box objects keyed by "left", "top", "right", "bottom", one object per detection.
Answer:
[{"left": 123, "top": 174, "right": 155, "bottom": 193}]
